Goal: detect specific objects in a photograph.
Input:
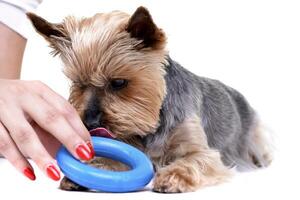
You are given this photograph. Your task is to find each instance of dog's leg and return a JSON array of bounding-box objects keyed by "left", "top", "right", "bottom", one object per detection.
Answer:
[
  {"left": 153, "top": 115, "right": 231, "bottom": 193},
  {"left": 59, "top": 157, "right": 129, "bottom": 191},
  {"left": 60, "top": 177, "right": 89, "bottom": 191},
  {"left": 247, "top": 120, "right": 273, "bottom": 168}
]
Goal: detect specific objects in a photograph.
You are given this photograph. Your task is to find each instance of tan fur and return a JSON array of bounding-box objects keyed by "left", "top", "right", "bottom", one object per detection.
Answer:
[
  {"left": 28, "top": 7, "right": 232, "bottom": 193},
  {"left": 60, "top": 115, "right": 231, "bottom": 193},
  {"left": 27, "top": 11, "right": 167, "bottom": 138},
  {"left": 59, "top": 11, "right": 168, "bottom": 138},
  {"left": 68, "top": 84, "right": 90, "bottom": 119},
  {"left": 151, "top": 115, "right": 231, "bottom": 193},
  {"left": 59, "top": 177, "right": 87, "bottom": 191}
]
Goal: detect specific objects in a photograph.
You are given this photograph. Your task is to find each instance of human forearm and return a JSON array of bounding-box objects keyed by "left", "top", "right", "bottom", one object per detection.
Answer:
[{"left": 0, "top": 23, "right": 26, "bottom": 79}]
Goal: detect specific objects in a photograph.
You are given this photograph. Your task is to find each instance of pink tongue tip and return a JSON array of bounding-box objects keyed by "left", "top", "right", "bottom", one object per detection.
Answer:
[{"left": 89, "top": 128, "right": 116, "bottom": 139}]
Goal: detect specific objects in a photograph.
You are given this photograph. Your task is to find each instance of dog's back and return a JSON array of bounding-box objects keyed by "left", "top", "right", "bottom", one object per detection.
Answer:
[{"left": 161, "top": 57, "right": 272, "bottom": 170}]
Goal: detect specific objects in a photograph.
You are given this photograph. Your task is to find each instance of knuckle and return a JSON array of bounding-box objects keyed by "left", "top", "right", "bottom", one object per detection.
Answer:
[
  {"left": 32, "top": 80, "right": 42, "bottom": 85},
  {"left": 10, "top": 156, "right": 24, "bottom": 167},
  {"left": 9, "top": 84, "right": 26, "bottom": 95},
  {"left": 14, "top": 127, "right": 32, "bottom": 144},
  {"left": 30, "top": 80, "right": 46, "bottom": 91},
  {"left": 29, "top": 150, "right": 45, "bottom": 162},
  {"left": 61, "top": 104, "right": 76, "bottom": 119},
  {"left": 0, "top": 138, "right": 10, "bottom": 152},
  {"left": 0, "top": 98, "right": 6, "bottom": 108},
  {"left": 59, "top": 132, "right": 79, "bottom": 148},
  {"left": 43, "top": 109, "right": 61, "bottom": 124},
  {"left": 30, "top": 150, "right": 50, "bottom": 166}
]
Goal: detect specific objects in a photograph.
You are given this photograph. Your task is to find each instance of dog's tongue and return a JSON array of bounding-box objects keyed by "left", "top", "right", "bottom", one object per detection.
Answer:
[{"left": 89, "top": 128, "right": 116, "bottom": 139}]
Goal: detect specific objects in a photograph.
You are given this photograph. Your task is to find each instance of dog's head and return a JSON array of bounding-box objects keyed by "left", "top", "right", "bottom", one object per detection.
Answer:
[{"left": 28, "top": 7, "right": 168, "bottom": 138}]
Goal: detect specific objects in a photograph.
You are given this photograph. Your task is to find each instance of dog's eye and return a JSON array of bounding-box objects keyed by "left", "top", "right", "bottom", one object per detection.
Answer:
[{"left": 110, "top": 79, "right": 128, "bottom": 90}]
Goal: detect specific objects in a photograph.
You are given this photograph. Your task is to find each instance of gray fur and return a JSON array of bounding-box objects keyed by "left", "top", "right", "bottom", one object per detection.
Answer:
[{"left": 143, "top": 56, "right": 265, "bottom": 170}]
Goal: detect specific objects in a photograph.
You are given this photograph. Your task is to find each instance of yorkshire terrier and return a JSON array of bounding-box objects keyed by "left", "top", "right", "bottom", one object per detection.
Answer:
[{"left": 27, "top": 6, "right": 272, "bottom": 193}]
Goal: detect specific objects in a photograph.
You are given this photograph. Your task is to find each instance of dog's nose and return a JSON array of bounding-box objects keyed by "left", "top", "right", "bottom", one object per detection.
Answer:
[{"left": 83, "top": 109, "right": 103, "bottom": 131}]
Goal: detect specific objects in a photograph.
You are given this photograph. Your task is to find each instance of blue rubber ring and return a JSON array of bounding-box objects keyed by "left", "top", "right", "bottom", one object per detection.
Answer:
[{"left": 56, "top": 137, "right": 154, "bottom": 192}]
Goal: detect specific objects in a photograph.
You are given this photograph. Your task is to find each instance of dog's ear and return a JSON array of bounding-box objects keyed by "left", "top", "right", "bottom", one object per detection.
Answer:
[
  {"left": 126, "top": 6, "right": 166, "bottom": 49},
  {"left": 27, "top": 13, "right": 71, "bottom": 55}
]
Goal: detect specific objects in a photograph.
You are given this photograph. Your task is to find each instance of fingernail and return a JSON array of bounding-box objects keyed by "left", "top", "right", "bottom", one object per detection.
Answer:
[
  {"left": 86, "top": 141, "right": 95, "bottom": 158},
  {"left": 46, "top": 164, "right": 60, "bottom": 181},
  {"left": 76, "top": 144, "right": 93, "bottom": 161},
  {"left": 23, "top": 167, "right": 36, "bottom": 181}
]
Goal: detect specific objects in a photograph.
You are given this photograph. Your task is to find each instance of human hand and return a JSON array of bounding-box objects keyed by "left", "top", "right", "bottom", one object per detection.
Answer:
[{"left": 0, "top": 79, "right": 94, "bottom": 181}]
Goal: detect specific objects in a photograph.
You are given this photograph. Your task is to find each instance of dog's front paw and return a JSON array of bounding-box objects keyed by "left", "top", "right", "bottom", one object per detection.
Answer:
[
  {"left": 153, "top": 166, "right": 197, "bottom": 193},
  {"left": 59, "top": 176, "right": 88, "bottom": 191}
]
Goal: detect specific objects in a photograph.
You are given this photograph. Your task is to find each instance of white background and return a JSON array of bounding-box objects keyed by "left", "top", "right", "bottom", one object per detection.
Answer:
[{"left": 1, "top": 0, "right": 300, "bottom": 199}]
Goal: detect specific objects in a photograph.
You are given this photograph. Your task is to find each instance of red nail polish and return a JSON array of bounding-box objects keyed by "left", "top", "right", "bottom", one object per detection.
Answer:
[
  {"left": 46, "top": 165, "right": 60, "bottom": 181},
  {"left": 76, "top": 144, "right": 93, "bottom": 160},
  {"left": 23, "top": 167, "right": 36, "bottom": 181},
  {"left": 87, "top": 141, "right": 95, "bottom": 158}
]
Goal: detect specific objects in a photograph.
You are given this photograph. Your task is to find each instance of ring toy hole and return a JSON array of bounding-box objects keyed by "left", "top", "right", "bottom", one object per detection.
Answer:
[{"left": 56, "top": 137, "right": 154, "bottom": 192}]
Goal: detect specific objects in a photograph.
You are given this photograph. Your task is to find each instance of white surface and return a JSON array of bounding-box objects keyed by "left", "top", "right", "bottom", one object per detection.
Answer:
[{"left": 1, "top": 0, "right": 300, "bottom": 199}]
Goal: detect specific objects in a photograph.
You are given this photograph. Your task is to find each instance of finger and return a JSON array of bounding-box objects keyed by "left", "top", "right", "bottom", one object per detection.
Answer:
[
  {"left": 33, "top": 82, "right": 91, "bottom": 143},
  {"left": 0, "top": 122, "right": 35, "bottom": 181},
  {"left": 30, "top": 121, "right": 61, "bottom": 158},
  {"left": 0, "top": 105, "right": 61, "bottom": 181},
  {"left": 21, "top": 93, "right": 93, "bottom": 161}
]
